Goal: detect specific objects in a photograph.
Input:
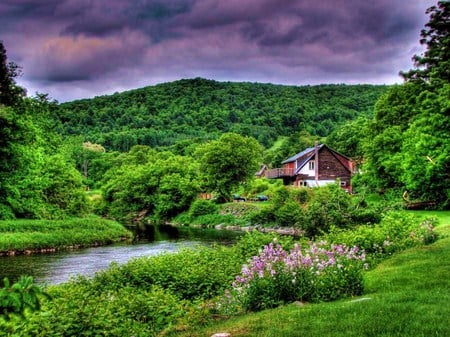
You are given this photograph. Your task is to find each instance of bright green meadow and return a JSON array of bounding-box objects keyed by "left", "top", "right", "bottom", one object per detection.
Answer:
[{"left": 0, "top": 217, "right": 132, "bottom": 253}]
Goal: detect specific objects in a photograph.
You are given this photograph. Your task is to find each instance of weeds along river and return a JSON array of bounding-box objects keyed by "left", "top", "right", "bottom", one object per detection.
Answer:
[{"left": 0, "top": 224, "right": 242, "bottom": 286}]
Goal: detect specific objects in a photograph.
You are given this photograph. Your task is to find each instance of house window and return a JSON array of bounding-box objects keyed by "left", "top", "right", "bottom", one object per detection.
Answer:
[
  {"left": 308, "top": 161, "right": 315, "bottom": 170},
  {"left": 340, "top": 181, "right": 347, "bottom": 187}
]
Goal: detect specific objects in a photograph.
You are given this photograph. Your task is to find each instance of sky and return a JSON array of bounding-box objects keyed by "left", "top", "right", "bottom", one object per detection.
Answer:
[{"left": 1, "top": 0, "right": 436, "bottom": 102}]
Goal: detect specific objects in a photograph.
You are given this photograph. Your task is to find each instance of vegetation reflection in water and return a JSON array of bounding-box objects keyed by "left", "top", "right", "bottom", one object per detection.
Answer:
[{"left": 0, "top": 224, "right": 242, "bottom": 286}]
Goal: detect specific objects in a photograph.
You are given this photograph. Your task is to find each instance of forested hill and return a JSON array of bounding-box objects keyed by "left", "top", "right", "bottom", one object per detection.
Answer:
[{"left": 55, "top": 78, "right": 388, "bottom": 151}]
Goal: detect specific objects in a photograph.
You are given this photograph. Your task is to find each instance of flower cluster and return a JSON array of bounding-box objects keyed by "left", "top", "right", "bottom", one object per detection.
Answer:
[
  {"left": 230, "top": 240, "right": 367, "bottom": 311},
  {"left": 234, "top": 241, "right": 366, "bottom": 289}
]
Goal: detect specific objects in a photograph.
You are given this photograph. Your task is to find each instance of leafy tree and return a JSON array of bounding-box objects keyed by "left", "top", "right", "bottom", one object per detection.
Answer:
[
  {"left": 360, "top": 1, "right": 449, "bottom": 208},
  {"left": 195, "top": 133, "right": 262, "bottom": 202},
  {"left": 400, "top": 85, "right": 450, "bottom": 207},
  {"left": 401, "top": 1, "right": 450, "bottom": 84},
  {"left": 102, "top": 147, "right": 200, "bottom": 221},
  {"left": 0, "top": 99, "right": 88, "bottom": 219},
  {"left": 0, "top": 41, "right": 25, "bottom": 106},
  {"left": 326, "top": 116, "right": 370, "bottom": 166}
]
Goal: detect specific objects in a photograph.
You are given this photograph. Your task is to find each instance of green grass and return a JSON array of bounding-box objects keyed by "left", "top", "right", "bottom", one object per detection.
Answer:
[
  {"left": 0, "top": 217, "right": 132, "bottom": 252},
  {"left": 171, "top": 211, "right": 450, "bottom": 336}
]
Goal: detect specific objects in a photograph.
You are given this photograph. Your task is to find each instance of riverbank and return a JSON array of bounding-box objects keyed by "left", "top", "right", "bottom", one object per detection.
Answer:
[
  {"left": 0, "top": 217, "right": 132, "bottom": 256},
  {"left": 174, "top": 222, "right": 303, "bottom": 237}
]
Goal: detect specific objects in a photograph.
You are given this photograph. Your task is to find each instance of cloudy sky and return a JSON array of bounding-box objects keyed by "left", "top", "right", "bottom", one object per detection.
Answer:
[{"left": 1, "top": 0, "right": 436, "bottom": 102}]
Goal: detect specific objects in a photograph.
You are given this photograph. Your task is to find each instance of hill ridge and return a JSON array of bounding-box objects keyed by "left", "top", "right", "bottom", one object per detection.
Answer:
[{"left": 55, "top": 78, "right": 388, "bottom": 151}]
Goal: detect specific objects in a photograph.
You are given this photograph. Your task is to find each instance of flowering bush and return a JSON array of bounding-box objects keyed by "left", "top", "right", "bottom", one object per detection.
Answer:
[
  {"left": 323, "top": 212, "right": 438, "bottom": 258},
  {"left": 230, "top": 241, "right": 367, "bottom": 312}
]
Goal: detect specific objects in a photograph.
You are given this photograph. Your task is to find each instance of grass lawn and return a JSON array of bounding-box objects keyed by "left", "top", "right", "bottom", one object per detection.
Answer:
[
  {"left": 0, "top": 217, "right": 132, "bottom": 253},
  {"left": 172, "top": 211, "right": 450, "bottom": 336}
]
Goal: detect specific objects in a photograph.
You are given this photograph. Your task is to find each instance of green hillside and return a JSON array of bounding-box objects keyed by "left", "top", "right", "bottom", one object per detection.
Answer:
[{"left": 55, "top": 78, "right": 387, "bottom": 151}]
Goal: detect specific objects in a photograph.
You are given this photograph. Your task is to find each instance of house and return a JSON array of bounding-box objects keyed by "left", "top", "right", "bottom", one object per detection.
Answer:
[{"left": 263, "top": 143, "right": 355, "bottom": 192}]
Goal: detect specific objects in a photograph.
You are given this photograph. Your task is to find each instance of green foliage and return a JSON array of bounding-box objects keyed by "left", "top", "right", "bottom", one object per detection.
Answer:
[
  {"left": 326, "top": 115, "right": 369, "bottom": 166},
  {"left": 0, "top": 95, "right": 89, "bottom": 220},
  {"left": 400, "top": 84, "right": 450, "bottom": 207},
  {"left": 195, "top": 133, "right": 262, "bottom": 202},
  {"left": 102, "top": 147, "right": 200, "bottom": 221},
  {"left": 0, "top": 218, "right": 132, "bottom": 252},
  {"left": 0, "top": 276, "right": 48, "bottom": 321},
  {"left": 0, "top": 41, "right": 25, "bottom": 106},
  {"left": 361, "top": 84, "right": 423, "bottom": 191},
  {"left": 189, "top": 199, "right": 218, "bottom": 217},
  {"left": 356, "top": 3, "right": 449, "bottom": 208},
  {"left": 401, "top": 1, "right": 450, "bottom": 84},
  {"left": 302, "top": 184, "right": 353, "bottom": 236},
  {"left": 248, "top": 184, "right": 369, "bottom": 234},
  {"left": 55, "top": 79, "right": 387, "bottom": 152},
  {"left": 323, "top": 212, "right": 438, "bottom": 258},
  {"left": 75, "top": 245, "right": 240, "bottom": 302},
  {"left": 14, "top": 284, "right": 187, "bottom": 337}
]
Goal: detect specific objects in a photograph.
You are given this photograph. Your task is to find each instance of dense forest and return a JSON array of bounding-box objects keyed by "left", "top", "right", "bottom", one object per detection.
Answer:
[
  {"left": 0, "top": 1, "right": 448, "bottom": 223},
  {"left": 55, "top": 79, "right": 387, "bottom": 151}
]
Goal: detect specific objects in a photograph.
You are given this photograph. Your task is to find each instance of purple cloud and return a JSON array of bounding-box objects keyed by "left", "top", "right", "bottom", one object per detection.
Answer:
[{"left": 0, "top": 0, "right": 436, "bottom": 102}]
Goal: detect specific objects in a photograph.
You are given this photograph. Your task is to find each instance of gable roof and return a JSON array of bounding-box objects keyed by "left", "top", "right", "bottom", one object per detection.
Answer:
[
  {"left": 281, "top": 144, "right": 324, "bottom": 164},
  {"left": 282, "top": 144, "right": 353, "bottom": 174}
]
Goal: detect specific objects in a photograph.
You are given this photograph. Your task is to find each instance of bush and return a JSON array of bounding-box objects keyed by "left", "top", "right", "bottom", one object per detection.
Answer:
[
  {"left": 323, "top": 212, "right": 438, "bottom": 258},
  {"left": 87, "top": 246, "right": 241, "bottom": 301},
  {"left": 229, "top": 241, "right": 367, "bottom": 312},
  {"left": 302, "top": 184, "right": 353, "bottom": 236},
  {"left": 16, "top": 285, "right": 187, "bottom": 336},
  {"left": 274, "top": 201, "right": 304, "bottom": 227},
  {"left": 233, "top": 231, "right": 294, "bottom": 262},
  {"left": 189, "top": 199, "right": 218, "bottom": 217}
]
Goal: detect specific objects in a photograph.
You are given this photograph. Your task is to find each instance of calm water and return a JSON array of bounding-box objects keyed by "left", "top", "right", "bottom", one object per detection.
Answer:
[{"left": 0, "top": 225, "right": 241, "bottom": 286}]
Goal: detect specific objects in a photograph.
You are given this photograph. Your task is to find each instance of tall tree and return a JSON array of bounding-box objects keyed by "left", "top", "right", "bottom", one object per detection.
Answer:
[
  {"left": 0, "top": 41, "right": 25, "bottom": 106},
  {"left": 195, "top": 133, "right": 262, "bottom": 201},
  {"left": 361, "top": 1, "right": 449, "bottom": 207},
  {"left": 401, "top": 1, "right": 450, "bottom": 84}
]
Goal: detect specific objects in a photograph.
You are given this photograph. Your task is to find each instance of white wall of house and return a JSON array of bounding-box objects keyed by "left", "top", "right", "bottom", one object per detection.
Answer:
[
  {"left": 297, "top": 160, "right": 315, "bottom": 176},
  {"left": 305, "top": 179, "right": 336, "bottom": 187}
]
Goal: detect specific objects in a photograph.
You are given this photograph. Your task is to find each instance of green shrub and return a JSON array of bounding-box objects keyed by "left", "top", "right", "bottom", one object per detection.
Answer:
[
  {"left": 302, "top": 184, "right": 353, "bottom": 236},
  {"left": 87, "top": 246, "right": 241, "bottom": 301},
  {"left": 189, "top": 199, "right": 218, "bottom": 217},
  {"left": 323, "top": 212, "right": 438, "bottom": 258},
  {"left": 15, "top": 284, "right": 186, "bottom": 336},
  {"left": 289, "top": 187, "right": 311, "bottom": 204},
  {"left": 0, "top": 276, "right": 48, "bottom": 321},
  {"left": 232, "top": 231, "right": 294, "bottom": 262},
  {"left": 274, "top": 201, "right": 304, "bottom": 227}
]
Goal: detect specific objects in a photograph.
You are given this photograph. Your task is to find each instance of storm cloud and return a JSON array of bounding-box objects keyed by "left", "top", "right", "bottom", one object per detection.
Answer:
[{"left": 0, "top": 0, "right": 435, "bottom": 101}]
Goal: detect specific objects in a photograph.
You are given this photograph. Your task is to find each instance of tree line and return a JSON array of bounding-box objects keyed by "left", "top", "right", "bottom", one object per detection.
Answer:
[
  {"left": 54, "top": 78, "right": 387, "bottom": 151},
  {"left": 0, "top": 1, "right": 448, "bottom": 222}
]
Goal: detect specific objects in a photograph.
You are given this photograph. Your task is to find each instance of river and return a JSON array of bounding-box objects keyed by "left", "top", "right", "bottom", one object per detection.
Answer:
[{"left": 0, "top": 225, "right": 242, "bottom": 286}]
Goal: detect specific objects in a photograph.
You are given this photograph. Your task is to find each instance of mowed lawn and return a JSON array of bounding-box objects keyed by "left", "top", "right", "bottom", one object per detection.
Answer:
[{"left": 173, "top": 211, "right": 450, "bottom": 337}]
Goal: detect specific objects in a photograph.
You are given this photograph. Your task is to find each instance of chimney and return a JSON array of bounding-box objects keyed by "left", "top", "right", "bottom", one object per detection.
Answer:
[{"left": 314, "top": 141, "right": 319, "bottom": 185}]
